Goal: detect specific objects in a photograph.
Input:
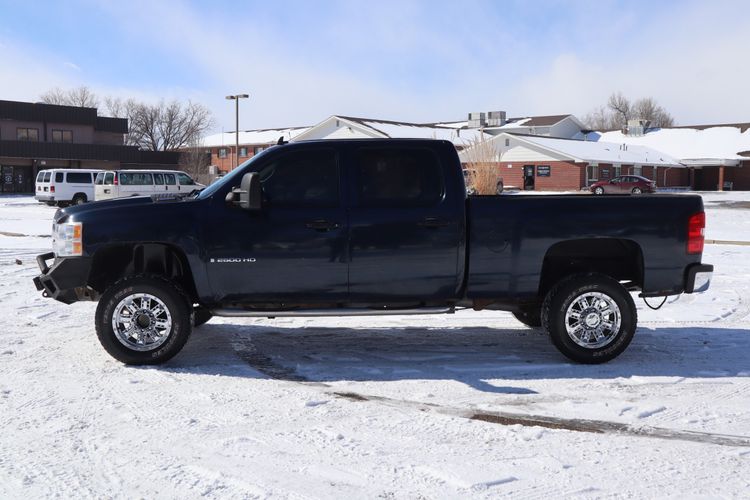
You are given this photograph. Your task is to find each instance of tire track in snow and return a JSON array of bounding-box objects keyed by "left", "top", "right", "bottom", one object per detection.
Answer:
[{"left": 231, "top": 337, "right": 750, "bottom": 449}]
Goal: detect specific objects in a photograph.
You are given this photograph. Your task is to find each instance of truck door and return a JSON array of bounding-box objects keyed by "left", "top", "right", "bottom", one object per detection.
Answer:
[
  {"left": 347, "top": 146, "right": 462, "bottom": 301},
  {"left": 205, "top": 147, "right": 348, "bottom": 302}
]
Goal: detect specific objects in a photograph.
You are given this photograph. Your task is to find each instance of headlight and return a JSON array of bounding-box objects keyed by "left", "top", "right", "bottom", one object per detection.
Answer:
[{"left": 52, "top": 222, "right": 83, "bottom": 257}]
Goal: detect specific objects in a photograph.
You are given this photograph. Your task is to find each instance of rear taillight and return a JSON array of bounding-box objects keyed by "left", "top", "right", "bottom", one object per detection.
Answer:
[
  {"left": 687, "top": 212, "right": 705, "bottom": 254},
  {"left": 50, "top": 185, "right": 55, "bottom": 193},
  {"left": 114, "top": 173, "right": 118, "bottom": 185}
]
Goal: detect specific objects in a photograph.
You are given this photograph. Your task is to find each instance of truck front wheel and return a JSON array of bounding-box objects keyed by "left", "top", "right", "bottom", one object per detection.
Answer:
[
  {"left": 541, "top": 273, "right": 636, "bottom": 364},
  {"left": 95, "top": 276, "right": 192, "bottom": 365}
]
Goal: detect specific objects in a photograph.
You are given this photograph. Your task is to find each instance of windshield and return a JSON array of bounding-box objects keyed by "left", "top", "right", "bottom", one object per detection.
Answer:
[{"left": 196, "top": 147, "right": 275, "bottom": 200}]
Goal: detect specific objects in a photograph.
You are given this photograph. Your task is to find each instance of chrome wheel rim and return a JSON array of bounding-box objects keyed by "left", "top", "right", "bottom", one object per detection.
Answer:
[
  {"left": 112, "top": 293, "right": 172, "bottom": 351},
  {"left": 633, "top": 188, "right": 642, "bottom": 194},
  {"left": 565, "top": 292, "right": 621, "bottom": 349}
]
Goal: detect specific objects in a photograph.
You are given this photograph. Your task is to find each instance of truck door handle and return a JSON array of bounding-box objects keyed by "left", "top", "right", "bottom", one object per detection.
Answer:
[
  {"left": 305, "top": 219, "right": 339, "bottom": 232},
  {"left": 418, "top": 217, "right": 450, "bottom": 228}
]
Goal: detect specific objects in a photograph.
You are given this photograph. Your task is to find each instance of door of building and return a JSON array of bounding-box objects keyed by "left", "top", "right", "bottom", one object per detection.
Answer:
[
  {"left": 523, "top": 165, "right": 535, "bottom": 190},
  {"left": 1, "top": 165, "right": 33, "bottom": 194}
]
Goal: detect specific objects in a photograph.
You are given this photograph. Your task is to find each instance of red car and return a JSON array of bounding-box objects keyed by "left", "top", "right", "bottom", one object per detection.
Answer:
[{"left": 590, "top": 175, "right": 656, "bottom": 195}]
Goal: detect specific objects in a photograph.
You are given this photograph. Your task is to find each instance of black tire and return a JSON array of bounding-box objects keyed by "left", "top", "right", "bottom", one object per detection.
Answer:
[
  {"left": 594, "top": 187, "right": 604, "bottom": 195},
  {"left": 95, "top": 276, "right": 192, "bottom": 365},
  {"left": 512, "top": 306, "right": 541, "bottom": 328},
  {"left": 496, "top": 181, "right": 504, "bottom": 195},
  {"left": 541, "top": 273, "right": 636, "bottom": 364},
  {"left": 72, "top": 193, "right": 87, "bottom": 205},
  {"left": 193, "top": 307, "right": 213, "bottom": 327},
  {"left": 632, "top": 187, "right": 642, "bottom": 194}
]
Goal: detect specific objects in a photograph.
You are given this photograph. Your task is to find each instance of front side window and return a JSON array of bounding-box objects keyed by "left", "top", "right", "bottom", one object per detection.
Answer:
[
  {"left": 17, "top": 128, "right": 39, "bottom": 141},
  {"left": 153, "top": 173, "right": 164, "bottom": 185},
  {"left": 164, "top": 173, "right": 176, "bottom": 185},
  {"left": 258, "top": 149, "right": 339, "bottom": 207},
  {"left": 52, "top": 129, "right": 73, "bottom": 143},
  {"left": 66, "top": 172, "right": 92, "bottom": 183},
  {"left": 356, "top": 148, "right": 443, "bottom": 207},
  {"left": 177, "top": 173, "right": 195, "bottom": 185}
]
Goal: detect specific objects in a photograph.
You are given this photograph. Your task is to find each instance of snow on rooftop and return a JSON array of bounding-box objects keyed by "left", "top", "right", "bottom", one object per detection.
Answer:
[
  {"left": 202, "top": 127, "right": 312, "bottom": 147},
  {"left": 596, "top": 126, "right": 750, "bottom": 162},
  {"left": 357, "top": 119, "right": 486, "bottom": 144},
  {"left": 516, "top": 134, "right": 681, "bottom": 166}
]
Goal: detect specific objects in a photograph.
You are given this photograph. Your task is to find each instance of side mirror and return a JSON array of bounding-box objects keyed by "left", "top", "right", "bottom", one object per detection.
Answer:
[{"left": 225, "top": 172, "right": 262, "bottom": 210}]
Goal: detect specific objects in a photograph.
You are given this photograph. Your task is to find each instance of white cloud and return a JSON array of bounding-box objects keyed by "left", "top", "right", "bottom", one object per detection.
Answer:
[{"left": 63, "top": 61, "right": 81, "bottom": 71}]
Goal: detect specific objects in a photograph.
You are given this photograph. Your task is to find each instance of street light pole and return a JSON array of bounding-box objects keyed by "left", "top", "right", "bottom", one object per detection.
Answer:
[{"left": 225, "top": 93, "right": 249, "bottom": 170}]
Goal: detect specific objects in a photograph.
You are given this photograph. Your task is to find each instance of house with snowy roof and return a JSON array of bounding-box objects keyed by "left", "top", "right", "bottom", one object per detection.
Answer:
[
  {"left": 458, "top": 132, "right": 682, "bottom": 191},
  {"left": 594, "top": 123, "right": 750, "bottom": 190}
]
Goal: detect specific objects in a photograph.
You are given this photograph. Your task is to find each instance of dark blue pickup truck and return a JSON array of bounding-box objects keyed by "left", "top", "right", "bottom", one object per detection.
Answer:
[{"left": 34, "top": 139, "right": 712, "bottom": 365}]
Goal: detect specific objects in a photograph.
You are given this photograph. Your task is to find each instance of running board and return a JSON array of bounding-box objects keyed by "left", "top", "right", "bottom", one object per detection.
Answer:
[{"left": 211, "top": 306, "right": 455, "bottom": 318}]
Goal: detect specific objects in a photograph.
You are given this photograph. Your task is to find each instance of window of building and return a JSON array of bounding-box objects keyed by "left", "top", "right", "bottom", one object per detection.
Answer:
[
  {"left": 355, "top": 148, "right": 443, "bottom": 207},
  {"left": 634, "top": 165, "right": 643, "bottom": 176},
  {"left": 253, "top": 146, "right": 264, "bottom": 155},
  {"left": 52, "top": 129, "right": 73, "bottom": 143},
  {"left": 239, "top": 147, "right": 248, "bottom": 157},
  {"left": 505, "top": 138, "right": 510, "bottom": 147},
  {"left": 613, "top": 165, "right": 622, "bottom": 178},
  {"left": 218, "top": 148, "right": 228, "bottom": 158},
  {"left": 258, "top": 149, "right": 339, "bottom": 207},
  {"left": 17, "top": 128, "right": 39, "bottom": 141},
  {"left": 66, "top": 172, "right": 91, "bottom": 183}
]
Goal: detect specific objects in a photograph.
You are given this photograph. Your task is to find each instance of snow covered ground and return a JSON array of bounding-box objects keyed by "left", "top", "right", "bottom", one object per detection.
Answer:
[{"left": 1, "top": 193, "right": 749, "bottom": 498}]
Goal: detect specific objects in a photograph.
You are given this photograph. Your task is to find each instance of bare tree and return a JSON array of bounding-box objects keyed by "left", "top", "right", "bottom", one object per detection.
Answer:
[
  {"left": 179, "top": 142, "right": 212, "bottom": 185},
  {"left": 461, "top": 136, "right": 503, "bottom": 195},
  {"left": 632, "top": 97, "right": 675, "bottom": 127},
  {"left": 128, "top": 100, "right": 213, "bottom": 151},
  {"left": 607, "top": 92, "right": 631, "bottom": 128},
  {"left": 39, "top": 87, "right": 67, "bottom": 105},
  {"left": 40, "top": 86, "right": 99, "bottom": 108},
  {"left": 42, "top": 87, "right": 214, "bottom": 151},
  {"left": 584, "top": 92, "right": 675, "bottom": 130}
]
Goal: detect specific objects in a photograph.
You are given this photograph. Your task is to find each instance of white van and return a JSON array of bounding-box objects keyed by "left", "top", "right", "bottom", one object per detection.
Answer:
[
  {"left": 35, "top": 169, "right": 102, "bottom": 206},
  {"left": 94, "top": 170, "right": 204, "bottom": 201}
]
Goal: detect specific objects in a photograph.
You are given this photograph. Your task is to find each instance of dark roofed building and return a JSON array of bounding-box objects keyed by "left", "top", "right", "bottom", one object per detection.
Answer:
[{"left": 0, "top": 99, "right": 179, "bottom": 193}]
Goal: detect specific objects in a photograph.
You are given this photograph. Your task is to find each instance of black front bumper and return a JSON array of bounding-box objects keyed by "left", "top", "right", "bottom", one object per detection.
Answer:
[{"left": 33, "top": 252, "right": 93, "bottom": 304}]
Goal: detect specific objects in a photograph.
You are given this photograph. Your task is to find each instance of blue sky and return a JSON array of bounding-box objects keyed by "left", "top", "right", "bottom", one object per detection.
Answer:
[{"left": 1, "top": 0, "right": 748, "bottom": 133}]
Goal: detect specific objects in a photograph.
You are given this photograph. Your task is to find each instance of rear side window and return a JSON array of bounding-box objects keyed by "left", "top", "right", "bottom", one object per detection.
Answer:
[
  {"left": 153, "top": 173, "right": 164, "bottom": 185},
  {"left": 95, "top": 172, "right": 105, "bottom": 185},
  {"left": 43, "top": 172, "right": 52, "bottom": 182},
  {"left": 66, "top": 172, "right": 92, "bottom": 184},
  {"left": 164, "top": 174, "right": 176, "bottom": 185},
  {"left": 120, "top": 172, "right": 153, "bottom": 185},
  {"left": 55, "top": 172, "right": 64, "bottom": 183},
  {"left": 356, "top": 148, "right": 444, "bottom": 207},
  {"left": 258, "top": 149, "right": 339, "bottom": 207}
]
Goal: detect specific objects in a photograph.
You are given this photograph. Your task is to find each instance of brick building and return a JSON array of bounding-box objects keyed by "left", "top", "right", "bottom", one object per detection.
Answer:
[
  {"left": 0, "top": 99, "right": 179, "bottom": 194},
  {"left": 202, "top": 127, "right": 311, "bottom": 173},
  {"left": 459, "top": 132, "right": 683, "bottom": 191}
]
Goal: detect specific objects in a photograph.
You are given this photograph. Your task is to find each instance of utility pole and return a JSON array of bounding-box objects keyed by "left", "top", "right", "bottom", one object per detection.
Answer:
[{"left": 225, "top": 94, "right": 249, "bottom": 170}]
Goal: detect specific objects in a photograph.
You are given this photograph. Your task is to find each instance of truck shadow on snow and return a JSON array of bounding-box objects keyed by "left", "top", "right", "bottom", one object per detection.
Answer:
[{"left": 163, "top": 322, "right": 750, "bottom": 394}]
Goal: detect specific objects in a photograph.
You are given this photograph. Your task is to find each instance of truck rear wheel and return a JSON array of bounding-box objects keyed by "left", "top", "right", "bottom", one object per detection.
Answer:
[
  {"left": 95, "top": 276, "right": 192, "bottom": 365},
  {"left": 541, "top": 273, "right": 636, "bottom": 364}
]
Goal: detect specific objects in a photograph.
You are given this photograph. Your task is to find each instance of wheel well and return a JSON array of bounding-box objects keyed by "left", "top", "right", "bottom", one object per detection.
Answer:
[
  {"left": 538, "top": 238, "right": 643, "bottom": 298},
  {"left": 73, "top": 192, "right": 87, "bottom": 200},
  {"left": 88, "top": 244, "right": 197, "bottom": 301}
]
